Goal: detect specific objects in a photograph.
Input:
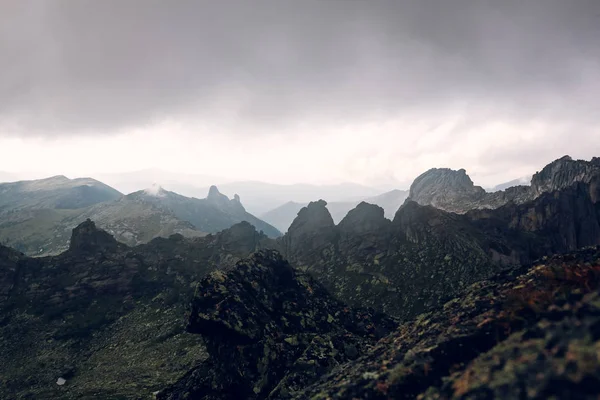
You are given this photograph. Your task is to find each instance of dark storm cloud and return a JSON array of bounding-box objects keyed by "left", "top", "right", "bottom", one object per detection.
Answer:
[{"left": 1, "top": 0, "right": 599, "bottom": 135}]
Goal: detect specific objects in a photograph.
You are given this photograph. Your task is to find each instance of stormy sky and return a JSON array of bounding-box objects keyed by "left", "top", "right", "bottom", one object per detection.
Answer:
[{"left": 1, "top": 0, "right": 599, "bottom": 188}]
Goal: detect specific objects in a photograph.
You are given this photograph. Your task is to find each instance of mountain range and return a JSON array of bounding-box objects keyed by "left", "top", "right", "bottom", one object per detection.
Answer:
[
  {"left": 2, "top": 155, "right": 600, "bottom": 399},
  {"left": 93, "top": 170, "right": 388, "bottom": 215},
  {"left": 0, "top": 177, "right": 280, "bottom": 256}
]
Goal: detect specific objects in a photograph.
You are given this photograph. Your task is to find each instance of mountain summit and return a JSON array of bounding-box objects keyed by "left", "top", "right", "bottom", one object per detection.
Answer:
[{"left": 131, "top": 185, "right": 281, "bottom": 238}]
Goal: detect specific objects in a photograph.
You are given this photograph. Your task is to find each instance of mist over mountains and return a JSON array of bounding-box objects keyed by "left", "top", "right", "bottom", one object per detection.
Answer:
[
  {"left": 0, "top": 156, "right": 583, "bottom": 255},
  {"left": 2, "top": 155, "right": 600, "bottom": 399}
]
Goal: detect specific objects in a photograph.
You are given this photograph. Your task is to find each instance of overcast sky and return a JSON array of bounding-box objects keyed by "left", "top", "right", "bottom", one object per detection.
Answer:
[{"left": 1, "top": 0, "right": 599, "bottom": 188}]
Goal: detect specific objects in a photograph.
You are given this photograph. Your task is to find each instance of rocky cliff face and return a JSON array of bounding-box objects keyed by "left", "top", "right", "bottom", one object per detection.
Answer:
[
  {"left": 408, "top": 155, "right": 600, "bottom": 214},
  {"left": 280, "top": 200, "right": 337, "bottom": 268},
  {"left": 530, "top": 155, "right": 600, "bottom": 196},
  {"left": 157, "top": 250, "right": 397, "bottom": 400}
]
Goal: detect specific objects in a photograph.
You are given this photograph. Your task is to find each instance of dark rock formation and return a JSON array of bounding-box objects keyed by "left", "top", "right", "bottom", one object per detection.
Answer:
[
  {"left": 530, "top": 155, "right": 600, "bottom": 197},
  {"left": 337, "top": 202, "right": 390, "bottom": 235},
  {"left": 279, "top": 178, "right": 600, "bottom": 320},
  {"left": 0, "top": 220, "right": 273, "bottom": 399},
  {"left": 280, "top": 200, "right": 337, "bottom": 267},
  {"left": 407, "top": 155, "right": 600, "bottom": 214},
  {"left": 157, "top": 250, "right": 397, "bottom": 400},
  {"left": 68, "top": 219, "right": 122, "bottom": 253}
]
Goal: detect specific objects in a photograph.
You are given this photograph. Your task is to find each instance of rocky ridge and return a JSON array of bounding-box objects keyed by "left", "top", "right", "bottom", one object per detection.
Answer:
[
  {"left": 278, "top": 171, "right": 600, "bottom": 319},
  {"left": 261, "top": 189, "right": 409, "bottom": 233},
  {"left": 0, "top": 220, "right": 272, "bottom": 399},
  {"left": 408, "top": 156, "right": 600, "bottom": 214},
  {"left": 0, "top": 180, "right": 279, "bottom": 256}
]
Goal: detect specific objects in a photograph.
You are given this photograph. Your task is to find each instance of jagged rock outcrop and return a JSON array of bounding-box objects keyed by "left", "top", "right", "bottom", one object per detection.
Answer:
[
  {"left": 280, "top": 200, "right": 337, "bottom": 267},
  {"left": 157, "top": 250, "right": 397, "bottom": 400},
  {"left": 299, "top": 247, "right": 600, "bottom": 399},
  {"left": 0, "top": 220, "right": 273, "bottom": 399},
  {"left": 408, "top": 156, "right": 600, "bottom": 214},
  {"left": 279, "top": 177, "right": 600, "bottom": 319},
  {"left": 261, "top": 190, "right": 409, "bottom": 233},
  {"left": 409, "top": 168, "right": 487, "bottom": 212},
  {"left": 68, "top": 219, "right": 123, "bottom": 253},
  {"left": 206, "top": 185, "right": 234, "bottom": 209},
  {"left": 337, "top": 202, "right": 390, "bottom": 235},
  {"left": 530, "top": 155, "right": 600, "bottom": 197}
]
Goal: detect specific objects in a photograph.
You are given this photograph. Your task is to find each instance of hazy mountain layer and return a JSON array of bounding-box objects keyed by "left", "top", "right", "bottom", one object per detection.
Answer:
[
  {"left": 0, "top": 175, "right": 121, "bottom": 211},
  {"left": 131, "top": 185, "right": 281, "bottom": 238},
  {"left": 201, "top": 181, "right": 383, "bottom": 215},
  {"left": 0, "top": 178, "right": 279, "bottom": 255}
]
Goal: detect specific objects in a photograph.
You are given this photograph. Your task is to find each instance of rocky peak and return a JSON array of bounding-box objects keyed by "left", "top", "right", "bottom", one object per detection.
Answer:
[
  {"left": 530, "top": 155, "right": 600, "bottom": 197},
  {"left": 406, "top": 157, "right": 600, "bottom": 214},
  {"left": 407, "top": 168, "right": 486, "bottom": 213},
  {"left": 338, "top": 202, "right": 389, "bottom": 234},
  {"left": 207, "top": 185, "right": 227, "bottom": 201},
  {"left": 411, "top": 167, "right": 481, "bottom": 193},
  {"left": 69, "top": 219, "right": 120, "bottom": 253},
  {"left": 213, "top": 221, "right": 269, "bottom": 255},
  {"left": 159, "top": 249, "right": 396, "bottom": 399},
  {"left": 281, "top": 200, "right": 337, "bottom": 263},
  {"left": 287, "top": 200, "right": 334, "bottom": 235},
  {"left": 206, "top": 185, "right": 245, "bottom": 212}
]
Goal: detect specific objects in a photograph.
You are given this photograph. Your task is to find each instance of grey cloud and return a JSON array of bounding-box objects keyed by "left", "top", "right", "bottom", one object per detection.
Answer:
[{"left": 1, "top": 0, "right": 599, "bottom": 135}]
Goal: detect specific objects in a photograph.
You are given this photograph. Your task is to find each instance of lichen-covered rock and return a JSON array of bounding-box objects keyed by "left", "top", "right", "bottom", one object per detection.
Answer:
[
  {"left": 0, "top": 220, "right": 273, "bottom": 399},
  {"left": 299, "top": 247, "right": 600, "bottom": 399},
  {"left": 157, "top": 250, "right": 397, "bottom": 400}
]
